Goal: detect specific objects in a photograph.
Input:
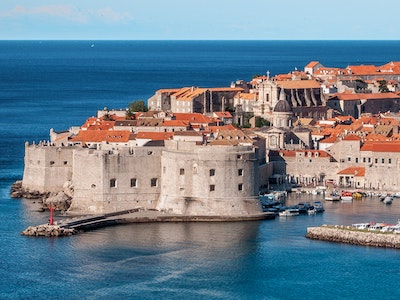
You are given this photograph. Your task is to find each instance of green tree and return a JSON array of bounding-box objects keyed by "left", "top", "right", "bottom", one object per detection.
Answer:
[
  {"left": 255, "top": 116, "right": 270, "bottom": 128},
  {"left": 378, "top": 80, "right": 390, "bottom": 93},
  {"left": 126, "top": 100, "right": 148, "bottom": 119}
]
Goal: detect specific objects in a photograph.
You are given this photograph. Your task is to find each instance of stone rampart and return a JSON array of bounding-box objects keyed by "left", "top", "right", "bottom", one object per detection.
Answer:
[
  {"left": 22, "top": 143, "right": 74, "bottom": 193},
  {"left": 306, "top": 226, "right": 400, "bottom": 249}
]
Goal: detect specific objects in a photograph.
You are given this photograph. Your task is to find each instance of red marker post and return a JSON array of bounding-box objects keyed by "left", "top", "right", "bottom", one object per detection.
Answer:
[{"left": 49, "top": 204, "right": 54, "bottom": 225}]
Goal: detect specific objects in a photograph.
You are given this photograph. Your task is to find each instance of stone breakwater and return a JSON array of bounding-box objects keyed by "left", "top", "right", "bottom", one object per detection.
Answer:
[
  {"left": 306, "top": 225, "right": 400, "bottom": 249},
  {"left": 22, "top": 224, "right": 77, "bottom": 237}
]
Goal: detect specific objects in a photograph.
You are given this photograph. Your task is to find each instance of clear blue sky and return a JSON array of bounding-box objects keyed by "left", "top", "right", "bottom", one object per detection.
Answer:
[{"left": 1, "top": 0, "right": 400, "bottom": 40}]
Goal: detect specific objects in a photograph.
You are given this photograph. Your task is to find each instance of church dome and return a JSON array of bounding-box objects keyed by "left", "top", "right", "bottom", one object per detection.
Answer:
[
  {"left": 273, "top": 88, "right": 292, "bottom": 113},
  {"left": 273, "top": 99, "right": 292, "bottom": 112}
]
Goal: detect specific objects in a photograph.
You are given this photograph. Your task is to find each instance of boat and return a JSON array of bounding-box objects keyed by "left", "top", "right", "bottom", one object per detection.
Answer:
[
  {"left": 307, "top": 208, "right": 316, "bottom": 215},
  {"left": 313, "top": 201, "right": 325, "bottom": 212},
  {"left": 325, "top": 191, "right": 340, "bottom": 201},
  {"left": 279, "top": 208, "right": 299, "bottom": 217},
  {"left": 340, "top": 191, "right": 353, "bottom": 202},
  {"left": 383, "top": 196, "right": 393, "bottom": 205}
]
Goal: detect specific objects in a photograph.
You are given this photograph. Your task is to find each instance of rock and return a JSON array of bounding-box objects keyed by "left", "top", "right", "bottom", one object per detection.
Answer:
[
  {"left": 44, "top": 192, "right": 72, "bottom": 211},
  {"left": 21, "top": 224, "right": 77, "bottom": 237}
]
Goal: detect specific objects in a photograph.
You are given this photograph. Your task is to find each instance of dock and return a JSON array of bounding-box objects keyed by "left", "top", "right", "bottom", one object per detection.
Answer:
[{"left": 22, "top": 209, "right": 275, "bottom": 236}]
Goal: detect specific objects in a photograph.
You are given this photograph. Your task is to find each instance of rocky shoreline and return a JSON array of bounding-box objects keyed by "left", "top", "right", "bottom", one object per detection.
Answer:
[
  {"left": 10, "top": 180, "right": 72, "bottom": 211},
  {"left": 306, "top": 225, "right": 400, "bottom": 249}
]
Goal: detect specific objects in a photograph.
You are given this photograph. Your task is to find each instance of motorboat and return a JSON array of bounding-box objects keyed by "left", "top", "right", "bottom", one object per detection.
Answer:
[
  {"left": 279, "top": 208, "right": 299, "bottom": 217},
  {"left": 313, "top": 201, "right": 325, "bottom": 212},
  {"left": 341, "top": 191, "right": 353, "bottom": 202},
  {"left": 325, "top": 191, "right": 340, "bottom": 201},
  {"left": 383, "top": 196, "right": 393, "bottom": 205}
]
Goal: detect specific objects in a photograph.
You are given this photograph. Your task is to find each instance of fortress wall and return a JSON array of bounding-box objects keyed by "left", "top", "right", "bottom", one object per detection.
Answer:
[
  {"left": 70, "top": 147, "right": 162, "bottom": 214},
  {"left": 22, "top": 144, "right": 73, "bottom": 193},
  {"left": 158, "top": 142, "right": 262, "bottom": 215}
]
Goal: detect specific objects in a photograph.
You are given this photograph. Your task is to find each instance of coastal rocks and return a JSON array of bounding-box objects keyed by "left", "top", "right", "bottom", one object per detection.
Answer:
[
  {"left": 306, "top": 225, "right": 400, "bottom": 249},
  {"left": 21, "top": 224, "right": 77, "bottom": 237},
  {"left": 10, "top": 180, "right": 72, "bottom": 211},
  {"left": 44, "top": 192, "right": 72, "bottom": 211},
  {"left": 10, "top": 181, "right": 48, "bottom": 199}
]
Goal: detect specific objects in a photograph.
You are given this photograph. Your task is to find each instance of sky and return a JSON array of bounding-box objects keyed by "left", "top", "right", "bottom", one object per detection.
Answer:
[{"left": 1, "top": 0, "right": 400, "bottom": 40}]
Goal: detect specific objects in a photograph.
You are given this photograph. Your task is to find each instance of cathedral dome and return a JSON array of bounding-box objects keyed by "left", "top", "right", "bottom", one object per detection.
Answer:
[
  {"left": 273, "top": 88, "right": 292, "bottom": 113},
  {"left": 273, "top": 99, "right": 292, "bottom": 113}
]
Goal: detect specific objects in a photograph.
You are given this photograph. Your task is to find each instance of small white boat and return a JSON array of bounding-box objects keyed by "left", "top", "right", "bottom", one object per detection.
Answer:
[
  {"left": 307, "top": 208, "right": 316, "bottom": 215},
  {"left": 279, "top": 208, "right": 299, "bottom": 217},
  {"left": 325, "top": 192, "right": 340, "bottom": 201},
  {"left": 383, "top": 196, "right": 393, "bottom": 204}
]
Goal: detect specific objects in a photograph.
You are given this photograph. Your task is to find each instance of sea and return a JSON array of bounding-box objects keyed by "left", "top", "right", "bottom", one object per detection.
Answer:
[{"left": 1, "top": 40, "right": 400, "bottom": 300}]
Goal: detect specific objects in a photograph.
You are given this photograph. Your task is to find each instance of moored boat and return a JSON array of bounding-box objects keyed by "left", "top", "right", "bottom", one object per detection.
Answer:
[
  {"left": 279, "top": 208, "right": 299, "bottom": 217},
  {"left": 325, "top": 191, "right": 340, "bottom": 201},
  {"left": 340, "top": 191, "right": 353, "bottom": 202},
  {"left": 313, "top": 201, "right": 325, "bottom": 212},
  {"left": 383, "top": 196, "right": 393, "bottom": 205}
]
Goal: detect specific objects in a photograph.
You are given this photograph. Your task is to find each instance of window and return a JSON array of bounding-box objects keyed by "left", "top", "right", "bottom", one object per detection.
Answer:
[
  {"left": 130, "top": 178, "right": 137, "bottom": 187},
  {"left": 238, "top": 183, "right": 243, "bottom": 191},
  {"left": 363, "top": 157, "right": 366, "bottom": 163},
  {"left": 63, "top": 161, "right": 68, "bottom": 165},
  {"left": 238, "top": 169, "right": 243, "bottom": 176},
  {"left": 110, "top": 178, "right": 117, "bottom": 188},
  {"left": 209, "top": 169, "right": 215, "bottom": 176},
  {"left": 382, "top": 158, "right": 385, "bottom": 164},
  {"left": 50, "top": 161, "right": 55, "bottom": 166},
  {"left": 347, "top": 157, "right": 351, "bottom": 162},
  {"left": 209, "top": 184, "right": 215, "bottom": 192},
  {"left": 180, "top": 168, "right": 185, "bottom": 175},
  {"left": 151, "top": 178, "right": 158, "bottom": 187},
  {"left": 389, "top": 158, "right": 392, "bottom": 164},
  {"left": 375, "top": 158, "right": 378, "bottom": 164},
  {"left": 368, "top": 157, "right": 371, "bottom": 163},
  {"left": 355, "top": 158, "right": 359, "bottom": 163}
]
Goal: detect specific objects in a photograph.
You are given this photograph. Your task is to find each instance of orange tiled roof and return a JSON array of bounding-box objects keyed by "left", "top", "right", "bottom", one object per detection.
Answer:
[
  {"left": 361, "top": 142, "right": 400, "bottom": 152},
  {"left": 173, "top": 113, "right": 213, "bottom": 124},
  {"left": 69, "top": 130, "right": 131, "bottom": 144},
  {"left": 337, "top": 166, "right": 365, "bottom": 176},
  {"left": 136, "top": 131, "right": 174, "bottom": 140},
  {"left": 235, "top": 92, "right": 258, "bottom": 100},
  {"left": 342, "top": 134, "right": 362, "bottom": 141},
  {"left": 208, "top": 124, "right": 237, "bottom": 132},
  {"left": 333, "top": 92, "right": 400, "bottom": 101},
  {"left": 305, "top": 61, "right": 320, "bottom": 69},
  {"left": 214, "top": 111, "right": 233, "bottom": 118},
  {"left": 162, "top": 120, "right": 190, "bottom": 127},
  {"left": 276, "top": 79, "right": 321, "bottom": 89}
]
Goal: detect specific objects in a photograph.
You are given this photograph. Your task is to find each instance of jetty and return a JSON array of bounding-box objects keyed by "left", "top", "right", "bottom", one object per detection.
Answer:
[
  {"left": 22, "top": 208, "right": 275, "bottom": 237},
  {"left": 306, "top": 225, "right": 400, "bottom": 249}
]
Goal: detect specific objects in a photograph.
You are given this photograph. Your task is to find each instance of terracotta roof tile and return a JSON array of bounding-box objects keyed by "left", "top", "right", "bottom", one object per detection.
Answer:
[{"left": 337, "top": 166, "right": 365, "bottom": 177}]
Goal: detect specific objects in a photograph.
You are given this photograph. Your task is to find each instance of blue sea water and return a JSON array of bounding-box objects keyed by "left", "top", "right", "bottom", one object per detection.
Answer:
[{"left": 1, "top": 40, "right": 400, "bottom": 299}]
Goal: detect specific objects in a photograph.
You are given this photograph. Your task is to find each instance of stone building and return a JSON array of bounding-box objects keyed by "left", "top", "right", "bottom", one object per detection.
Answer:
[
  {"left": 327, "top": 92, "right": 400, "bottom": 118},
  {"left": 256, "top": 78, "right": 326, "bottom": 121}
]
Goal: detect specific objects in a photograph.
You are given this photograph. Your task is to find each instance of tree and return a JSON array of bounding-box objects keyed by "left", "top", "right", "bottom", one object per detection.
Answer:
[
  {"left": 126, "top": 100, "right": 148, "bottom": 119},
  {"left": 255, "top": 116, "right": 270, "bottom": 128},
  {"left": 378, "top": 80, "right": 390, "bottom": 93}
]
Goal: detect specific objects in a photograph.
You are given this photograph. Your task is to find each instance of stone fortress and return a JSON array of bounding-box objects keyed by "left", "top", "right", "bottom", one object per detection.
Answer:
[
  {"left": 19, "top": 60, "right": 400, "bottom": 217},
  {"left": 22, "top": 133, "right": 264, "bottom": 217}
]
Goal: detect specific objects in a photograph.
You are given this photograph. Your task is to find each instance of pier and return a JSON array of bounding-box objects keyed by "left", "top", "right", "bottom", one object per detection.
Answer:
[
  {"left": 306, "top": 225, "right": 400, "bottom": 249},
  {"left": 22, "top": 209, "right": 275, "bottom": 236}
]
